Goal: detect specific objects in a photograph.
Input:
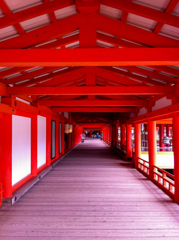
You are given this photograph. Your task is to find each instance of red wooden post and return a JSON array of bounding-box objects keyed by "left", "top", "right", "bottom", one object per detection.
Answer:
[
  {"left": 0, "top": 114, "right": 12, "bottom": 198},
  {"left": 31, "top": 115, "right": 37, "bottom": 176},
  {"left": 61, "top": 121, "right": 65, "bottom": 155},
  {"left": 55, "top": 119, "right": 59, "bottom": 158},
  {"left": 160, "top": 124, "right": 165, "bottom": 152},
  {"left": 126, "top": 124, "right": 132, "bottom": 158},
  {"left": 90, "top": 130, "right": 92, "bottom": 138},
  {"left": 46, "top": 114, "right": 51, "bottom": 166},
  {"left": 172, "top": 113, "right": 179, "bottom": 204},
  {"left": 121, "top": 124, "right": 126, "bottom": 147},
  {"left": 148, "top": 120, "right": 157, "bottom": 181},
  {"left": 134, "top": 123, "right": 141, "bottom": 169}
]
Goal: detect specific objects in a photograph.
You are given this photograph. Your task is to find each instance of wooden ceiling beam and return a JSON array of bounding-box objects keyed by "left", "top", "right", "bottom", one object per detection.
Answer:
[
  {"left": 101, "top": 0, "right": 179, "bottom": 28},
  {"left": 0, "top": 48, "right": 178, "bottom": 67}
]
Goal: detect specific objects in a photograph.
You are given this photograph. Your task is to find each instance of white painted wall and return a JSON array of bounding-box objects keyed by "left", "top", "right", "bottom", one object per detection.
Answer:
[
  {"left": 152, "top": 96, "right": 172, "bottom": 112},
  {"left": 138, "top": 107, "right": 147, "bottom": 116},
  {"left": 141, "top": 153, "right": 174, "bottom": 169},
  {"left": 12, "top": 115, "right": 31, "bottom": 186},
  {"left": 37, "top": 115, "right": 46, "bottom": 169}
]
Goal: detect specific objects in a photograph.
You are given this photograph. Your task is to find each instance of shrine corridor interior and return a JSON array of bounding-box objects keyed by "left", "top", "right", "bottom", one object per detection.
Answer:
[{"left": 0, "top": 0, "right": 179, "bottom": 239}]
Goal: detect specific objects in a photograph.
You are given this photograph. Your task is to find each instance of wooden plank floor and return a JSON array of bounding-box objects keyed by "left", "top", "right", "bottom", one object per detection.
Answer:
[{"left": 1, "top": 138, "right": 179, "bottom": 239}]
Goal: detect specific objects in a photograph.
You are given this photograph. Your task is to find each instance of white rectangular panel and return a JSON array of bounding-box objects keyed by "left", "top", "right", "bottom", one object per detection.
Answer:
[
  {"left": 12, "top": 115, "right": 31, "bottom": 186},
  {"left": 37, "top": 115, "right": 46, "bottom": 168}
]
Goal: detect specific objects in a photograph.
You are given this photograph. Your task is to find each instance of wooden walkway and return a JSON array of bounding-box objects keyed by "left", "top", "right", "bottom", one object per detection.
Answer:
[{"left": 1, "top": 138, "right": 179, "bottom": 239}]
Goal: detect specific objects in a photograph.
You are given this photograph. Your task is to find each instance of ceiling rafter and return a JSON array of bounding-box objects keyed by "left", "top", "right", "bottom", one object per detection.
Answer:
[
  {"left": 101, "top": 0, "right": 179, "bottom": 29},
  {"left": 0, "top": 0, "right": 75, "bottom": 30},
  {"left": 0, "top": 13, "right": 84, "bottom": 49},
  {"left": 93, "top": 13, "right": 179, "bottom": 47},
  {"left": 0, "top": 0, "right": 25, "bottom": 34}
]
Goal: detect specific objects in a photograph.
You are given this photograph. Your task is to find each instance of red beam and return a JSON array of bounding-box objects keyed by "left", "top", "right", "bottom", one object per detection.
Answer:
[
  {"left": 38, "top": 99, "right": 148, "bottom": 106},
  {"left": 101, "top": 0, "right": 179, "bottom": 28},
  {"left": 94, "top": 13, "right": 179, "bottom": 47},
  {"left": 7, "top": 86, "right": 174, "bottom": 96},
  {"left": 0, "top": 14, "right": 84, "bottom": 49},
  {"left": 52, "top": 107, "right": 135, "bottom": 112},
  {"left": 0, "top": 49, "right": 178, "bottom": 67},
  {"left": 0, "top": 0, "right": 75, "bottom": 30}
]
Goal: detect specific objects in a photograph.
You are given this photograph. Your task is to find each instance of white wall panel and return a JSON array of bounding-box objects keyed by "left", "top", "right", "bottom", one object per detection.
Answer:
[
  {"left": 37, "top": 115, "right": 46, "bottom": 169},
  {"left": 12, "top": 115, "right": 31, "bottom": 186}
]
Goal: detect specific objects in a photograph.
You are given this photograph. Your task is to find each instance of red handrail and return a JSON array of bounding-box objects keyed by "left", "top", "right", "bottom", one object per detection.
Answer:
[
  {"left": 153, "top": 166, "right": 175, "bottom": 198},
  {"left": 138, "top": 157, "right": 149, "bottom": 176}
]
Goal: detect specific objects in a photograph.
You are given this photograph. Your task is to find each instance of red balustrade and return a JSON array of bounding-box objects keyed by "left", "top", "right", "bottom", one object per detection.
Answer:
[
  {"left": 153, "top": 166, "right": 175, "bottom": 199},
  {"left": 138, "top": 157, "right": 149, "bottom": 177}
]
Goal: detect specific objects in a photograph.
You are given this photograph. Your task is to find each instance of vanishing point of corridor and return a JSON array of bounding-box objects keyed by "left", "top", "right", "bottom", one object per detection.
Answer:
[{"left": 1, "top": 139, "right": 179, "bottom": 239}]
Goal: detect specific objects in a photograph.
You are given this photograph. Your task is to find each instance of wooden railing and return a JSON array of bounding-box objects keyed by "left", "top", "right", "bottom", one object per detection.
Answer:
[
  {"left": 122, "top": 145, "right": 126, "bottom": 154},
  {"left": 116, "top": 142, "right": 121, "bottom": 150},
  {"left": 138, "top": 157, "right": 149, "bottom": 177},
  {"left": 153, "top": 166, "right": 175, "bottom": 198},
  {"left": 0, "top": 182, "right": 3, "bottom": 206}
]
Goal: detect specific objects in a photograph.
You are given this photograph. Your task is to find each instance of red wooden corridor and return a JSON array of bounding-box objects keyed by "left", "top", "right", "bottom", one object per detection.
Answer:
[{"left": 1, "top": 138, "right": 179, "bottom": 239}]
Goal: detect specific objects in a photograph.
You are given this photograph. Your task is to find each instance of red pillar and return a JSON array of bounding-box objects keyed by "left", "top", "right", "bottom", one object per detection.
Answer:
[
  {"left": 172, "top": 113, "right": 179, "bottom": 203},
  {"left": 61, "top": 121, "right": 65, "bottom": 155},
  {"left": 121, "top": 124, "right": 125, "bottom": 147},
  {"left": 126, "top": 124, "right": 132, "bottom": 158},
  {"left": 134, "top": 123, "right": 141, "bottom": 169},
  {"left": 90, "top": 130, "right": 92, "bottom": 138},
  {"left": 55, "top": 119, "right": 59, "bottom": 159},
  {"left": 46, "top": 114, "right": 51, "bottom": 166},
  {"left": 160, "top": 124, "right": 165, "bottom": 152},
  {"left": 148, "top": 120, "right": 157, "bottom": 181},
  {"left": 31, "top": 115, "right": 37, "bottom": 176},
  {"left": 0, "top": 114, "right": 12, "bottom": 198}
]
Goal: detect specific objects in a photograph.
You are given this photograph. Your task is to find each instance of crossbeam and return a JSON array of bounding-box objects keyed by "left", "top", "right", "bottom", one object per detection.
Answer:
[
  {"left": 52, "top": 107, "right": 135, "bottom": 112},
  {"left": 0, "top": 49, "right": 178, "bottom": 67},
  {"left": 38, "top": 99, "right": 148, "bottom": 106},
  {"left": 7, "top": 86, "right": 174, "bottom": 96}
]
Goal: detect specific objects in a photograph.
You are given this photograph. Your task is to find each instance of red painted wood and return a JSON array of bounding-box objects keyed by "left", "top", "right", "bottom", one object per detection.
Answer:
[
  {"left": 0, "top": 114, "right": 12, "bottom": 198},
  {"left": 148, "top": 120, "right": 157, "bottom": 181},
  {"left": 0, "top": 49, "right": 178, "bottom": 67},
  {"left": 126, "top": 124, "right": 132, "bottom": 158},
  {"left": 101, "top": 0, "right": 179, "bottom": 28},
  {"left": 159, "top": 124, "right": 165, "bottom": 152},
  {"left": 134, "top": 123, "right": 141, "bottom": 169},
  {"left": 173, "top": 113, "right": 179, "bottom": 204}
]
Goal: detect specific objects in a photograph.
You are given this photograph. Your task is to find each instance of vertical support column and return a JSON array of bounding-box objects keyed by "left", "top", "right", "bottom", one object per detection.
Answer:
[
  {"left": 46, "top": 114, "right": 51, "bottom": 166},
  {"left": 134, "top": 123, "right": 141, "bottom": 169},
  {"left": 55, "top": 119, "right": 59, "bottom": 159},
  {"left": 126, "top": 124, "right": 132, "bottom": 158},
  {"left": 61, "top": 121, "right": 65, "bottom": 155},
  {"left": 31, "top": 115, "right": 37, "bottom": 176},
  {"left": 0, "top": 114, "right": 12, "bottom": 198},
  {"left": 116, "top": 123, "right": 119, "bottom": 143},
  {"left": 160, "top": 124, "right": 165, "bottom": 152},
  {"left": 148, "top": 120, "right": 157, "bottom": 181},
  {"left": 172, "top": 113, "right": 179, "bottom": 203},
  {"left": 90, "top": 130, "right": 92, "bottom": 138},
  {"left": 121, "top": 124, "right": 125, "bottom": 148}
]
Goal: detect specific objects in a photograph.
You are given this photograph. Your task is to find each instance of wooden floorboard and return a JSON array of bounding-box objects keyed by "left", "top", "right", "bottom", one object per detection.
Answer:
[{"left": 1, "top": 138, "right": 179, "bottom": 239}]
